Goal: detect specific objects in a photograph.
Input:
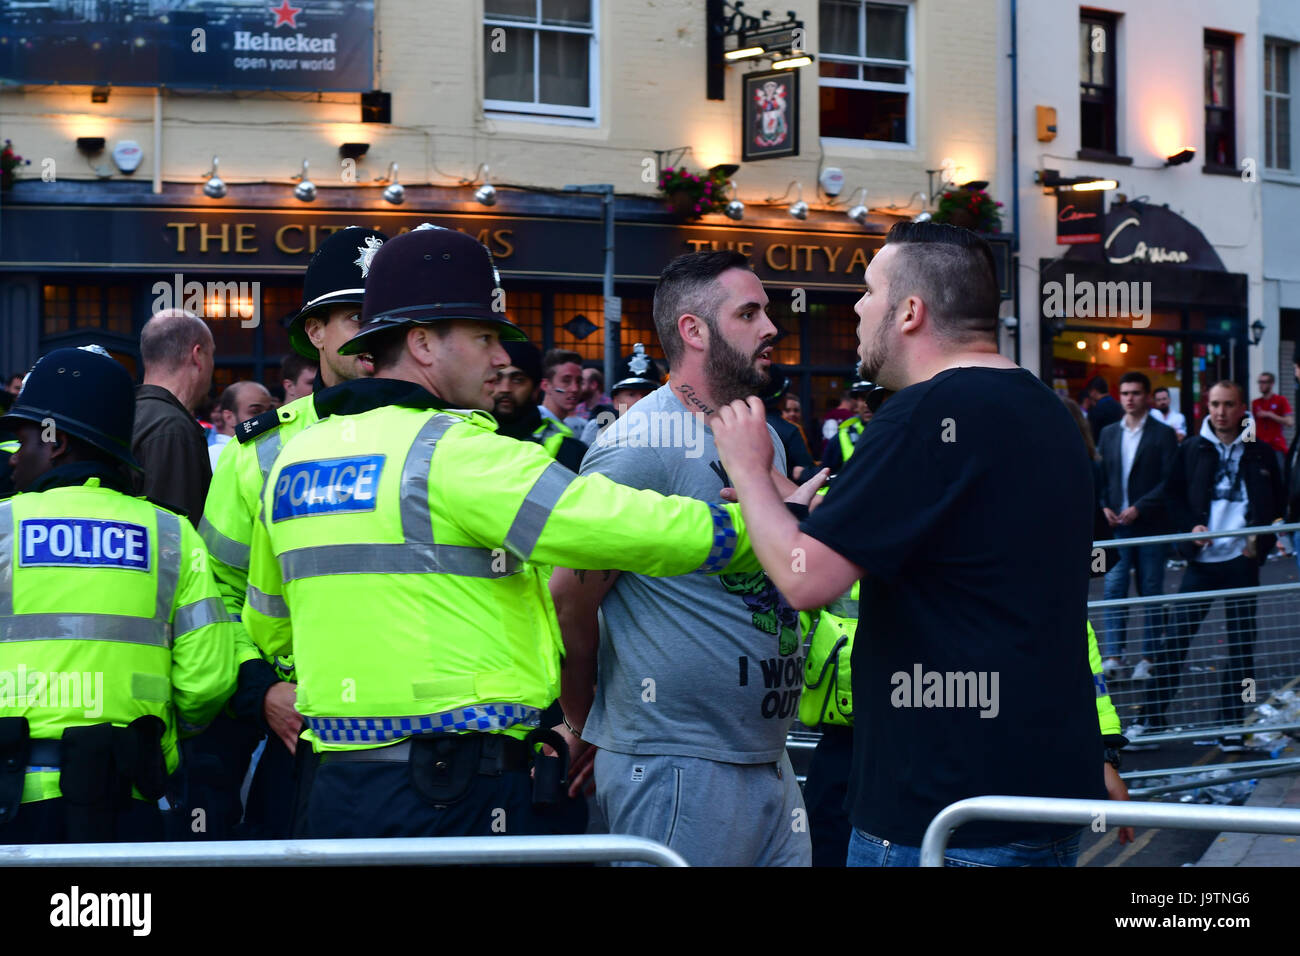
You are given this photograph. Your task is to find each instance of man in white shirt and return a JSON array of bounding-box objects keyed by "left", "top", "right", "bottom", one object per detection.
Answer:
[
  {"left": 207, "top": 380, "right": 273, "bottom": 470},
  {"left": 1097, "top": 372, "right": 1178, "bottom": 680},
  {"left": 1150, "top": 387, "right": 1186, "bottom": 441}
]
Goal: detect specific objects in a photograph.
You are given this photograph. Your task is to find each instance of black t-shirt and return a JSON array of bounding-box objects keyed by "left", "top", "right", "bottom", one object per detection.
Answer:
[
  {"left": 766, "top": 412, "right": 816, "bottom": 479},
  {"left": 801, "top": 367, "right": 1105, "bottom": 847}
]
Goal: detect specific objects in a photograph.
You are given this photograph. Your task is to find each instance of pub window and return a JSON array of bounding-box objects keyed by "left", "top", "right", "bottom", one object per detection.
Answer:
[
  {"left": 41, "top": 282, "right": 132, "bottom": 337},
  {"left": 483, "top": 0, "right": 597, "bottom": 122},
  {"left": 819, "top": 0, "right": 913, "bottom": 145},
  {"left": 551, "top": 292, "right": 607, "bottom": 361},
  {"left": 506, "top": 290, "right": 545, "bottom": 348},
  {"left": 261, "top": 285, "right": 301, "bottom": 359},
  {"left": 1205, "top": 31, "right": 1237, "bottom": 168},
  {"left": 1265, "top": 39, "right": 1292, "bottom": 172},
  {"left": 1079, "top": 11, "right": 1118, "bottom": 155}
]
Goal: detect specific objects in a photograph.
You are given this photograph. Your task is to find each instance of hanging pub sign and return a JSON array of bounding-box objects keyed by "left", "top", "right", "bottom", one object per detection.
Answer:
[
  {"left": 1055, "top": 189, "right": 1104, "bottom": 245},
  {"left": 742, "top": 69, "right": 800, "bottom": 161},
  {"left": 0, "top": 0, "right": 374, "bottom": 92}
]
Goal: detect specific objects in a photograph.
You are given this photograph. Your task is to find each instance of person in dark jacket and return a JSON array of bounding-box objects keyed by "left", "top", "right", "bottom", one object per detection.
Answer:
[
  {"left": 132, "top": 309, "right": 215, "bottom": 526},
  {"left": 1284, "top": 358, "right": 1300, "bottom": 565},
  {"left": 1087, "top": 375, "right": 1123, "bottom": 443},
  {"left": 1096, "top": 371, "right": 1178, "bottom": 678},
  {"left": 1133, "top": 381, "right": 1283, "bottom": 751},
  {"left": 491, "top": 339, "right": 587, "bottom": 473},
  {"left": 763, "top": 378, "right": 816, "bottom": 481}
]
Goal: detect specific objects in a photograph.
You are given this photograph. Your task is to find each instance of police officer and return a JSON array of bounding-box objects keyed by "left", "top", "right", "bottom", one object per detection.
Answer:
[
  {"left": 0, "top": 348, "right": 238, "bottom": 843},
  {"left": 197, "top": 226, "right": 388, "bottom": 839},
  {"left": 577, "top": 344, "right": 662, "bottom": 445},
  {"left": 491, "top": 340, "right": 587, "bottom": 472},
  {"left": 242, "top": 227, "right": 776, "bottom": 839},
  {"left": 820, "top": 379, "right": 875, "bottom": 476}
]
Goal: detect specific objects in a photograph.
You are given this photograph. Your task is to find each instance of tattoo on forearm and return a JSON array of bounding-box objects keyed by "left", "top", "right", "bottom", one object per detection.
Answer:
[{"left": 676, "top": 383, "right": 714, "bottom": 416}]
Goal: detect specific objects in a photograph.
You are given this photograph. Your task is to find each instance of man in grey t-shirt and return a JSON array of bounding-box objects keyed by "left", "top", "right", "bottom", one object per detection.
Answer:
[{"left": 551, "top": 251, "right": 812, "bottom": 866}]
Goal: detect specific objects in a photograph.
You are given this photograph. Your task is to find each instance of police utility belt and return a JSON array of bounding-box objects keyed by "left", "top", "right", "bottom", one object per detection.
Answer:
[
  {"left": 0, "top": 715, "right": 167, "bottom": 838},
  {"left": 319, "top": 728, "right": 570, "bottom": 809}
]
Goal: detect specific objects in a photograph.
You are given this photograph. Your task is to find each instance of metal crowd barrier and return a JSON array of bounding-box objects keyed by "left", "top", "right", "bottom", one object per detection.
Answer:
[
  {"left": 919, "top": 795, "right": 1300, "bottom": 867},
  {"left": 0, "top": 834, "right": 689, "bottom": 867},
  {"left": 1090, "top": 523, "right": 1300, "bottom": 756}
]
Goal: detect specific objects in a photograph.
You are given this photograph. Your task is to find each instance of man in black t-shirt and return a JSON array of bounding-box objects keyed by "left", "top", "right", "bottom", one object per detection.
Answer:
[{"left": 711, "top": 222, "right": 1106, "bottom": 866}]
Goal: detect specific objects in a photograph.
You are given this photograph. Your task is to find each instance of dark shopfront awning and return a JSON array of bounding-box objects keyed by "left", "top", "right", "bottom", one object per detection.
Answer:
[
  {"left": 0, "top": 180, "right": 1014, "bottom": 297},
  {"left": 1042, "top": 199, "right": 1245, "bottom": 312}
]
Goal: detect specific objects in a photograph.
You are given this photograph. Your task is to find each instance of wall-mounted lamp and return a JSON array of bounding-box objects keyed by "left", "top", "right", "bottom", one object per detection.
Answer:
[
  {"left": 724, "top": 181, "right": 745, "bottom": 220},
  {"left": 962, "top": 180, "right": 989, "bottom": 191},
  {"left": 788, "top": 182, "right": 808, "bottom": 219},
  {"left": 360, "top": 90, "right": 391, "bottom": 124},
  {"left": 380, "top": 162, "right": 403, "bottom": 205},
  {"left": 1165, "top": 147, "right": 1196, "bottom": 167},
  {"left": 1118, "top": 336, "right": 1130, "bottom": 354},
  {"left": 90, "top": 86, "right": 110, "bottom": 104},
  {"left": 845, "top": 187, "right": 869, "bottom": 225},
  {"left": 468, "top": 164, "right": 497, "bottom": 206},
  {"left": 76, "top": 137, "right": 106, "bottom": 156},
  {"left": 1101, "top": 337, "right": 1112, "bottom": 351},
  {"left": 203, "top": 156, "right": 227, "bottom": 199},
  {"left": 293, "top": 160, "right": 316, "bottom": 202},
  {"left": 772, "top": 54, "right": 814, "bottom": 70},
  {"left": 1076, "top": 339, "right": 1087, "bottom": 350},
  {"left": 339, "top": 142, "right": 370, "bottom": 161},
  {"left": 1251, "top": 319, "right": 1266, "bottom": 346},
  {"left": 1036, "top": 169, "right": 1119, "bottom": 192}
]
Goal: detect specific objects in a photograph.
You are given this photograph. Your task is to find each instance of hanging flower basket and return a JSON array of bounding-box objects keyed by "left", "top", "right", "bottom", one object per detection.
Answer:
[
  {"left": 658, "top": 166, "right": 729, "bottom": 219},
  {"left": 932, "top": 187, "right": 1003, "bottom": 233},
  {"left": 1, "top": 139, "right": 32, "bottom": 192}
]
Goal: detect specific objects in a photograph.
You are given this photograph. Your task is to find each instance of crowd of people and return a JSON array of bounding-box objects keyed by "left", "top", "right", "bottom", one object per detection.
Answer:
[
  {"left": 3, "top": 218, "right": 1293, "bottom": 867},
  {"left": 1069, "top": 367, "right": 1292, "bottom": 751}
]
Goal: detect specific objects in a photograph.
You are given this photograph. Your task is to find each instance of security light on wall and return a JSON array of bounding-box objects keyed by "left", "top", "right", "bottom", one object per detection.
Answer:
[
  {"left": 203, "top": 156, "right": 227, "bottom": 199},
  {"left": 1165, "top": 147, "right": 1196, "bottom": 167},
  {"left": 380, "top": 162, "right": 404, "bottom": 205},
  {"left": 292, "top": 160, "right": 316, "bottom": 202}
]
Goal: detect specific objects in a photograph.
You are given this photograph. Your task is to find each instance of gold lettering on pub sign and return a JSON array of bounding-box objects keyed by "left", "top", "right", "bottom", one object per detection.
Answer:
[
  {"left": 167, "top": 222, "right": 516, "bottom": 259},
  {"left": 687, "top": 237, "right": 872, "bottom": 276}
]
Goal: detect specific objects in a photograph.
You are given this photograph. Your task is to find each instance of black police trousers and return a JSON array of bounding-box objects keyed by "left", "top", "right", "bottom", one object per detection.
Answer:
[
  {"left": 0, "top": 796, "right": 163, "bottom": 845},
  {"left": 803, "top": 726, "right": 854, "bottom": 867},
  {"left": 304, "top": 762, "right": 541, "bottom": 839}
]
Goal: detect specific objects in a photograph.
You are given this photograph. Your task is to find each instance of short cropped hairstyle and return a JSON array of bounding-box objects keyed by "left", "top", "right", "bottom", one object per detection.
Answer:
[
  {"left": 542, "top": 348, "right": 583, "bottom": 381},
  {"left": 1118, "top": 371, "right": 1151, "bottom": 393},
  {"left": 140, "top": 309, "right": 212, "bottom": 373},
  {"left": 280, "top": 352, "right": 317, "bottom": 384},
  {"left": 1208, "top": 379, "right": 1245, "bottom": 403},
  {"left": 652, "top": 250, "right": 752, "bottom": 364},
  {"left": 1152, "top": 386, "right": 1170, "bottom": 397},
  {"left": 1087, "top": 375, "right": 1110, "bottom": 394},
  {"left": 881, "top": 222, "right": 1000, "bottom": 341}
]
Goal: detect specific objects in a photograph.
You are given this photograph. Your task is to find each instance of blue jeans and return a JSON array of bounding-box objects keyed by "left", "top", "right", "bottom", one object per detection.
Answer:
[
  {"left": 847, "top": 826, "right": 1081, "bottom": 867},
  {"left": 1101, "top": 526, "right": 1166, "bottom": 660}
]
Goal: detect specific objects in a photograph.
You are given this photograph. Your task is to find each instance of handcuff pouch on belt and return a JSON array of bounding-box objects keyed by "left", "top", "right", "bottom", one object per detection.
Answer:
[
  {"left": 59, "top": 716, "right": 167, "bottom": 841},
  {"left": 0, "top": 716, "right": 31, "bottom": 825}
]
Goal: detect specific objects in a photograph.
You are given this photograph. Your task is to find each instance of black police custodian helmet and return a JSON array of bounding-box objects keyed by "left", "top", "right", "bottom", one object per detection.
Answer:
[
  {"left": 286, "top": 226, "right": 388, "bottom": 360},
  {"left": 849, "top": 378, "right": 875, "bottom": 395},
  {"left": 0, "top": 348, "right": 140, "bottom": 469},
  {"left": 339, "top": 225, "right": 525, "bottom": 356},
  {"left": 610, "top": 343, "right": 663, "bottom": 393}
]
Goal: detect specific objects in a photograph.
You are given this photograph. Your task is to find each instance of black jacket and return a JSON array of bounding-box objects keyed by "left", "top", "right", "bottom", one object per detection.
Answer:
[
  {"left": 765, "top": 411, "right": 815, "bottom": 480},
  {"left": 492, "top": 404, "right": 586, "bottom": 474},
  {"left": 131, "top": 384, "right": 210, "bottom": 527},
  {"left": 1096, "top": 415, "right": 1178, "bottom": 532},
  {"left": 1088, "top": 394, "right": 1123, "bottom": 443},
  {"left": 1165, "top": 428, "right": 1283, "bottom": 564}
]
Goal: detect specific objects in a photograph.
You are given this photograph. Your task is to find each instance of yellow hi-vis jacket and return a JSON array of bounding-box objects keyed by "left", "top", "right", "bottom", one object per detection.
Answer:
[
  {"left": 243, "top": 398, "right": 758, "bottom": 753},
  {"left": 799, "top": 583, "right": 859, "bottom": 728},
  {"left": 200, "top": 394, "right": 319, "bottom": 680},
  {"left": 837, "top": 416, "right": 865, "bottom": 464},
  {"left": 1089, "top": 620, "right": 1121, "bottom": 737},
  {"left": 1, "top": 476, "right": 240, "bottom": 802}
]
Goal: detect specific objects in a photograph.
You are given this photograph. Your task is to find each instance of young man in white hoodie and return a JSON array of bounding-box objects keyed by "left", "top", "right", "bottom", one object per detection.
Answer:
[{"left": 1131, "top": 381, "right": 1283, "bottom": 751}]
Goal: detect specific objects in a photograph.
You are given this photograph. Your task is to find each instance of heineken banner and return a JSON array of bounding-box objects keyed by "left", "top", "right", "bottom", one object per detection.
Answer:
[{"left": 0, "top": 1, "right": 374, "bottom": 92}]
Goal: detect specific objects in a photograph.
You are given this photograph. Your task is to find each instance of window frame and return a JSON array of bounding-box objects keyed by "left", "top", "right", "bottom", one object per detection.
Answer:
[
  {"left": 818, "top": 0, "right": 916, "bottom": 150},
  {"left": 1079, "top": 10, "right": 1119, "bottom": 156},
  {"left": 482, "top": 0, "right": 600, "bottom": 124},
  {"left": 1265, "top": 38, "right": 1293, "bottom": 173},
  {"left": 1204, "top": 29, "right": 1237, "bottom": 170}
]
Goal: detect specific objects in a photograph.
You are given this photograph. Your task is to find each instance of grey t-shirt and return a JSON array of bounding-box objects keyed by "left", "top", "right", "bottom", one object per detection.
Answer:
[{"left": 580, "top": 385, "right": 803, "bottom": 763}]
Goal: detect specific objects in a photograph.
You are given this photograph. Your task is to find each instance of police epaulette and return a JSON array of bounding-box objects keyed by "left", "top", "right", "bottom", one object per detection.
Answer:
[{"left": 235, "top": 409, "right": 284, "bottom": 444}]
